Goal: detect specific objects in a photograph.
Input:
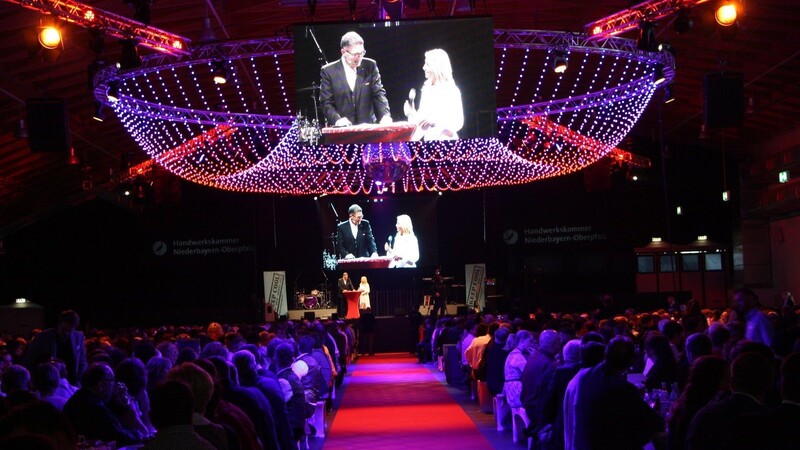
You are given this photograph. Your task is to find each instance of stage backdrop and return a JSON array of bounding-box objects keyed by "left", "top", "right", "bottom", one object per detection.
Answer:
[{"left": 263, "top": 271, "right": 288, "bottom": 317}]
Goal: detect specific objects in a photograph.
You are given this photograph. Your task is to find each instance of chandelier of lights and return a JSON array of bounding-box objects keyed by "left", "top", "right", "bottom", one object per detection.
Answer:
[{"left": 93, "top": 30, "right": 674, "bottom": 195}]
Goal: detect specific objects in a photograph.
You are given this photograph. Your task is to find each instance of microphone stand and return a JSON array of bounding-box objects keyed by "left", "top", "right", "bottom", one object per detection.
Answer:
[
  {"left": 329, "top": 203, "right": 340, "bottom": 260},
  {"left": 307, "top": 26, "right": 328, "bottom": 127}
]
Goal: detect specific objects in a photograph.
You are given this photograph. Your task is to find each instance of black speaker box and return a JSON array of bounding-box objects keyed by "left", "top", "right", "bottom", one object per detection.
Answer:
[
  {"left": 303, "top": 311, "right": 316, "bottom": 321},
  {"left": 26, "top": 98, "right": 69, "bottom": 153},
  {"left": 704, "top": 73, "right": 744, "bottom": 128},
  {"left": 456, "top": 305, "right": 468, "bottom": 316}
]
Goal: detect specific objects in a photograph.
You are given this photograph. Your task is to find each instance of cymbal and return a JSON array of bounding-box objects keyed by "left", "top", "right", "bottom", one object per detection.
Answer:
[{"left": 297, "top": 84, "right": 320, "bottom": 92}]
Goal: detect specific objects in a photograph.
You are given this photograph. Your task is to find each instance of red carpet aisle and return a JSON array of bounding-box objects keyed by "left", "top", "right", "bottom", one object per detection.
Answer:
[{"left": 323, "top": 353, "right": 495, "bottom": 450}]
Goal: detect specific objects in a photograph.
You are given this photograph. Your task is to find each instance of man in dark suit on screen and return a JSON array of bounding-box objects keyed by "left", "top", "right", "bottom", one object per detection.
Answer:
[
  {"left": 319, "top": 31, "right": 392, "bottom": 127},
  {"left": 336, "top": 204, "right": 378, "bottom": 259}
]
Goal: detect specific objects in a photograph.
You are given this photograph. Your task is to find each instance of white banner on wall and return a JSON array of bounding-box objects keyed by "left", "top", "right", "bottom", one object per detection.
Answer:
[
  {"left": 263, "top": 271, "right": 288, "bottom": 317},
  {"left": 465, "top": 263, "right": 486, "bottom": 311}
]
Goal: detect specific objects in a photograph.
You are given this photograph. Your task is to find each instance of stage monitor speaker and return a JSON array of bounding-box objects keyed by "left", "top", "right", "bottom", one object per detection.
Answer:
[
  {"left": 704, "top": 73, "right": 744, "bottom": 128},
  {"left": 303, "top": 311, "right": 315, "bottom": 321},
  {"left": 26, "top": 98, "right": 69, "bottom": 153},
  {"left": 456, "top": 305, "right": 468, "bottom": 316}
]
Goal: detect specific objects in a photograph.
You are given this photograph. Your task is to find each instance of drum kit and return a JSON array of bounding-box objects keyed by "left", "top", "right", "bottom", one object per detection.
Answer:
[
  {"left": 296, "top": 286, "right": 331, "bottom": 309},
  {"left": 296, "top": 83, "right": 322, "bottom": 145}
]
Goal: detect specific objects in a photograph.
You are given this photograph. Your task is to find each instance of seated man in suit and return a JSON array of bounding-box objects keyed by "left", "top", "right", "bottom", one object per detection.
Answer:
[
  {"left": 320, "top": 31, "right": 392, "bottom": 127},
  {"left": 336, "top": 204, "right": 378, "bottom": 259}
]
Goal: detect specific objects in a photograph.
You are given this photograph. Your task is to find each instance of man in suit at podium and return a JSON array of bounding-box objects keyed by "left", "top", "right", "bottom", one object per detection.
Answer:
[
  {"left": 337, "top": 272, "right": 355, "bottom": 317},
  {"left": 320, "top": 31, "right": 392, "bottom": 127},
  {"left": 336, "top": 204, "right": 378, "bottom": 259}
]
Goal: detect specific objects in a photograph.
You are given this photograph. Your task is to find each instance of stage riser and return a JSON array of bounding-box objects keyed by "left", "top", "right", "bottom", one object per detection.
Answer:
[{"left": 287, "top": 308, "right": 337, "bottom": 320}]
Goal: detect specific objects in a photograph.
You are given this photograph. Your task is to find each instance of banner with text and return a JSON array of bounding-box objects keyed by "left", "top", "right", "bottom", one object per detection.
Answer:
[
  {"left": 465, "top": 263, "right": 486, "bottom": 311},
  {"left": 263, "top": 271, "right": 288, "bottom": 317}
]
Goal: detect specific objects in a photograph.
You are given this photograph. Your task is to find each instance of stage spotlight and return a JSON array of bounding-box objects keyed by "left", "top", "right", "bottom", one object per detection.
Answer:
[
  {"left": 637, "top": 21, "right": 662, "bottom": 52},
  {"left": 653, "top": 64, "right": 666, "bottom": 86},
  {"left": 199, "top": 16, "right": 216, "bottom": 43},
  {"left": 211, "top": 60, "right": 228, "bottom": 84},
  {"left": 107, "top": 80, "right": 120, "bottom": 103},
  {"left": 715, "top": 1, "right": 737, "bottom": 26},
  {"left": 92, "top": 102, "right": 105, "bottom": 122},
  {"left": 38, "top": 26, "right": 62, "bottom": 49},
  {"left": 552, "top": 50, "right": 568, "bottom": 74},
  {"left": 119, "top": 39, "right": 142, "bottom": 70},
  {"left": 211, "top": 60, "right": 228, "bottom": 85},
  {"left": 663, "top": 83, "right": 675, "bottom": 104},
  {"left": 674, "top": 9, "right": 693, "bottom": 34}
]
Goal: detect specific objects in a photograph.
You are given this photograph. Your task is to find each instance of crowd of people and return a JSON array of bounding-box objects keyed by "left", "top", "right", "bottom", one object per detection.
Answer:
[
  {"left": 419, "top": 287, "right": 799, "bottom": 449},
  {"left": 2, "top": 286, "right": 799, "bottom": 449},
  {"left": 0, "top": 313, "right": 360, "bottom": 450}
]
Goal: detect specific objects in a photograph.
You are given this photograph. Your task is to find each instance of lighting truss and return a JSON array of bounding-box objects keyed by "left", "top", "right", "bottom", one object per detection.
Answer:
[
  {"left": 94, "top": 30, "right": 670, "bottom": 195},
  {"left": 584, "top": 0, "right": 710, "bottom": 38},
  {"left": 10, "top": 0, "right": 191, "bottom": 55}
]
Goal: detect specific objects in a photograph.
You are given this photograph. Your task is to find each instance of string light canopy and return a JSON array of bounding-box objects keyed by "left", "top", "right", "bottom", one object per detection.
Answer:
[{"left": 93, "top": 30, "right": 674, "bottom": 195}]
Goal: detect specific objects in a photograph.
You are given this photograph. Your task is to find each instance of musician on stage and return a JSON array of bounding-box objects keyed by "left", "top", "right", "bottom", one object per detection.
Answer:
[
  {"left": 320, "top": 31, "right": 392, "bottom": 127},
  {"left": 336, "top": 204, "right": 378, "bottom": 259}
]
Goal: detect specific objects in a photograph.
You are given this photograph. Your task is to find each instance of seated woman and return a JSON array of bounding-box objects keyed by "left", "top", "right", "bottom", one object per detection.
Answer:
[
  {"left": 404, "top": 48, "right": 464, "bottom": 141},
  {"left": 385, "top": 214, "right": 419, "bottom": 268}
]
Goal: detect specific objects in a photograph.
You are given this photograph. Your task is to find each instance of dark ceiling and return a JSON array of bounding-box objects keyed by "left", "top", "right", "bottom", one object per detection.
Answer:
[{"left": 1, "top": 0, "right": 799, "bottom": 237}]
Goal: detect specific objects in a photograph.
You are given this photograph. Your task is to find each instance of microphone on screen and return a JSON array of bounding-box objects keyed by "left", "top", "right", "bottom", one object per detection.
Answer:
[{"left": 387, "top": 235, "right": 393, "bottom": 248}]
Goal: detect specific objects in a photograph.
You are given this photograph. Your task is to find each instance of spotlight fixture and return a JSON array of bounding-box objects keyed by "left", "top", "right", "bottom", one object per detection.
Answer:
[
  {"left": 653, "top": 64, "right": 666, "bottom": 86},
  {"left": 92, "top": 102, "right": 106, "bottom": 122},
  {"left": 199, "top": 16, "right": 216, "bottom": 43},
  {"left": 637, "top": 21, "right": 662, "bottom": 52},
  {"left": 663, "top": 83, "right": 675, "bottom": 104},
  {"left": 107, "top": 80, "right": 120, "bottom": 103},
  {"left": 715, "top": 1, "right": 738, "bottom": 26},
  {"left": 68, "top": 147, "right": 80, "bottom": 165},
  {"left": 674, "top": 9, "right": 693, "bottom": 34},
  {"left": 552, "top": 49, "right": 568, "bottom": 74},
  {"left": 211, "top": 60, "right": 228, "bottom": 85},
  {"left": 38, "top": 25, "right": 62, "bottom": 49},
  {"left": 119, "top": 39, "right": 142, "bottom": 70}
]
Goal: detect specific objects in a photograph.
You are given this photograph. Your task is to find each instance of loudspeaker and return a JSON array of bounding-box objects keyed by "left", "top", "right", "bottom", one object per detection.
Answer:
[
  {"left": 704, "top": 73, "right": 744, "bottom": 128},
  {"left": 26, "top": 98, "right": 69, "bottom": 153},
  {"left": 304, "top": 311, "right": 316, "bottom": 321},
  {"left": 456, "top": 305, "right": 468, "bottom": 316}
]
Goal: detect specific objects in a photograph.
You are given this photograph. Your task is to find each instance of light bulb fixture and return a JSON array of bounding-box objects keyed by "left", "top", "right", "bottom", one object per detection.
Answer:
[
  {"left": 38, "top": 15, "right": 62, "bottom": 50},
  {"left": 715, "top": 1, "right": 738, "bottom": 26},
  {"left": 68, "top": 147, "right": 80, "bottom": 165},
  {"left": 552, "top": 49, "right": 568, "bottom": 74},
  {"left": 211, "top": 60, "right": 228, "bottom": 85},
  {"left": 92, "top": 102, "right": 106, "bottom": 122},
  {"left": 107, "top": 80, "right": 120, "bottom": 103},
  {"left": 653, "top": 64, "right": 666, "bottom": 86},
  {"left": 663, "top": 83, "right": 675, "bottom": 103}
]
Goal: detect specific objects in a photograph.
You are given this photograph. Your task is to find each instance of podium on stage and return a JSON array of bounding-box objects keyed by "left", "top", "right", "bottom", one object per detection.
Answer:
[{"left": 343, "top": 290, "right": 362, "bottom": 319}]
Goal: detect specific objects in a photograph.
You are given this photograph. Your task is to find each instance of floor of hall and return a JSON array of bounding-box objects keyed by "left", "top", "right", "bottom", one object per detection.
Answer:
[{"left": 306, "top": 352, "right": 520, "bottom": 450}]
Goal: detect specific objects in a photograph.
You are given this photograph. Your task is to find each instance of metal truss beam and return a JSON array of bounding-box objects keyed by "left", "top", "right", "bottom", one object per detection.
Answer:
[
  {"left": 9, "top": 0, "right": 191, "bottom": 55},
  {"left": 583, "top": 0, "right": 710, "bottom": 38}
]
